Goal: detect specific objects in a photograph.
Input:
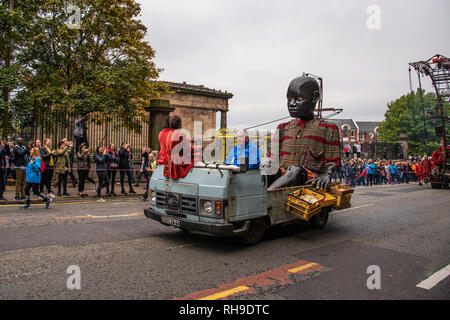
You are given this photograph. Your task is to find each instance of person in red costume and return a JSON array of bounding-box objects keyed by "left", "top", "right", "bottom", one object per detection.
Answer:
[
  {"left": 162, "top": 116, "right": 195, "bottom": 180},
  {"left": 415, "top": 162, "right": 423, "bottom": 186},
  {"left": 157, "top": 117, "right": 173, "bottom": 165},
  {"left": 421, "top": 155, "right": 432, "bottom": 184},
  {"left": 433, "top": 140, "right": 450, "bottom": 167}
]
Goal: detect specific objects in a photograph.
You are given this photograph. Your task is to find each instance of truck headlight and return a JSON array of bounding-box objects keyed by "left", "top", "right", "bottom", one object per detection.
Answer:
[
  {"left": 200, "top": 199, "right": 224, "bottom": 218},
  {"left": 203, "top": 201, "right": 213, "bottom": 214},
  {"left": 150, "top": 190, "right": 156, "bottom": 205}
]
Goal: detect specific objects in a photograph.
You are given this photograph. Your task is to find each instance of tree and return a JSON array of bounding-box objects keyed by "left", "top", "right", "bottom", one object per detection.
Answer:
[
  {"left": 377, "top": 90, "right": 447, "bottom": 155},
  {"left": 11, "top": 0, "right": 165, "bottom": 133},
  {"left": 0, "top": 0, "right": 35, "bottom": 136}
]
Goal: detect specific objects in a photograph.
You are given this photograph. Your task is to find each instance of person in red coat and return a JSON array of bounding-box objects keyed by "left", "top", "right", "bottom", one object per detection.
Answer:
[
  {"left": 162, "top": 116, "right": 195, "bottom": 180},
  {"left": 415, "top": 162, "right": 423, "bottom": 186},
  {"left": 157, "top": 117, "right": 174, "bottom": 165},
  {"left": 421, "top": 155, "right": 432, "bottom": 184}
]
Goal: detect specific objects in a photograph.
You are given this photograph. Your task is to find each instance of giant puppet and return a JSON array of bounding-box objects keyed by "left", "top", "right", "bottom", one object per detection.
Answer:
[{"left": 267, "top": 75, "right": 341, "bottom": 191}]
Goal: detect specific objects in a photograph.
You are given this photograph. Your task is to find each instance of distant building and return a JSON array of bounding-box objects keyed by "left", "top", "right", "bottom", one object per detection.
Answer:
[
  {"left": 328, "top": 119, "right": 380, "bottom": 145},
  {"left": 356, "top": 121, "right": 380, "bottom": 143}
]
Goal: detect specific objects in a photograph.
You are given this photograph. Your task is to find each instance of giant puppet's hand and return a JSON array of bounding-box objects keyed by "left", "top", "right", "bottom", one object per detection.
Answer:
[{"left": 309, "top": 163, "right": 338, "bottom": 191}]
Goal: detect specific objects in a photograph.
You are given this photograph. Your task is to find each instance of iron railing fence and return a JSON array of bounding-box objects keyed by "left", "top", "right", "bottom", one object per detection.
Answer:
[{"left": 8, "top": 111, "right": 149, "bottom": 161}]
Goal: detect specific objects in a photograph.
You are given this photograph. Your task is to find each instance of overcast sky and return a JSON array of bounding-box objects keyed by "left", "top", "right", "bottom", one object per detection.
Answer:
[{"left": 138, "top": 0, "right": 450, "bottom": 131}]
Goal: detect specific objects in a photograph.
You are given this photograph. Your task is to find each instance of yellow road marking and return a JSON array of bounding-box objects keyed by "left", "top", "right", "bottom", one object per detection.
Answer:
[
  {"left": 198, "top": 286, "right": 250, "bottom": 300},
  {"left": 0, "top": 212, "right": 144, "bottom": 224},
  {"left": 90, "top": 213, "right": 143, "bottom": 219},
  {"left": 288, "top": 262, "right": 319, "bottom": 274}
]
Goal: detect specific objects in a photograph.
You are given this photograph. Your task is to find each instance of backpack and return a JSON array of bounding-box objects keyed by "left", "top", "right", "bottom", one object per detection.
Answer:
[{"left": 40, "top": 159, "right": 46, "bottom": 174}]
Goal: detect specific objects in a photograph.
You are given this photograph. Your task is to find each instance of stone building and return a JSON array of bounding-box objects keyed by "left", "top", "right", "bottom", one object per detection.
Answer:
[
  {"left": 160, "top": 81, "right": 233, "bottom": 134},
  {"left": 146, "top": 81, "right": 233, "bottom": 150}
]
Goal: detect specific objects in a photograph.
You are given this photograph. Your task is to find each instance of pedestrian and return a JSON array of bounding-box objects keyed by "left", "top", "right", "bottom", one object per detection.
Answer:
[
  {"left": 128, "top": 144, "right": 136, "bottom": 186},
  {"left": 356, "top": 142, "right": 362, "bottom": 159},
  {"left": 13, "top": 138, "right": 29, "bottom": 202},
  {"left": 397, "top": 161, "right": 405, "bottom": 183},
  {"left": 411, "top": 161, "right": 418, "bottom": 182},
  {"left": 76, "top": 143, "right": 92, "bottom": 198},
  {"left": 344, "top": 144, "right": 350, "bottom": 158},
  {"left": 20, "top": 147, "right": 52, "bottom": 210},
  {"left": 39, "top": 138, "right": 56, "bottom": 198},
  {"left": 0, "top": 140, "right": 11, "bottom": 201},
  {"left": 421, "top": 155, "right": 432, "bottom": 185},
  {"left": 135, "top": 147, "right": 149, "bottom": 187},
  {"left": 118, "top": 143, "right": 135, "bottom": 195},
  {"left": 74, "top": 114, "right": 85, "bottom": 153},
  {"left": 365, "top": 159, "right": 375, "bottom": 187},
  {"left": 140, "top": 153, "right": 157, "bottom": 201},
  {"left": 107, "top": 144, "right": 119, "bottom": 196},
  {"left": 385, "top": 161, "right": 392, "bottom": 184},
  {"left": 62, "top": 138, "right": 78, "bottom": 187},
  {"left": 55, "top": 141, "right": 70, "bottom": 196},
  {"left": 415, "top": 161, "right": 424, "bottom": 186},
  {"left": 93, "top": 146, "right": 111, "bottom": 202},
  {"left": 356, "top": 160, "right": 366, "bottom": 186}
]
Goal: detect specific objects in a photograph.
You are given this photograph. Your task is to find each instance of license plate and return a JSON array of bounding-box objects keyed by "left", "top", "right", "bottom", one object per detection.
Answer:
[{"left": 161, "top": 216, "right": 181, "bottom": 227}]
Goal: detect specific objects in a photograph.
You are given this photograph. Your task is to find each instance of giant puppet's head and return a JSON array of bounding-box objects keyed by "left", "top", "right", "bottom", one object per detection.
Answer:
[{"left": 286, "top": 75, "right": 320, "bottom": 121}]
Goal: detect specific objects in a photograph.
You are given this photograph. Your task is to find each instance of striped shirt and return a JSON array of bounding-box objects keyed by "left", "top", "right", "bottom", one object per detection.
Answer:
[{"left": 276, "top": 118, "right": 341, "bottom": 173}]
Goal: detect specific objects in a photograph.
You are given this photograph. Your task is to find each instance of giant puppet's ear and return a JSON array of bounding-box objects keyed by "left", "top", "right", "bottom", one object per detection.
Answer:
[{"left": 312, "top": 90, "right": 320, "bottom": 103}]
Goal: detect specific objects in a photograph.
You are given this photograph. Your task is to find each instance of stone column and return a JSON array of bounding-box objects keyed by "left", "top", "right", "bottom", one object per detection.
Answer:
[
  {"left": 399, "top": 133, "right": 409, "bottom": 160},
  {"left": 145, "top": 99, "right": 174, "bottom": 151},
  {"left": 220, "top": 110, "right": 227, "bottom": 129}
]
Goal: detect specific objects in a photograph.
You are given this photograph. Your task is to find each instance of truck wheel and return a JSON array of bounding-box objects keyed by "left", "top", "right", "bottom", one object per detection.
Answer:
[
  {"left": 309, "top": 207, "right": 330, "bottom": 230},
  {"left": 240, "top": 218, "right": 267, "bottom": 246}
]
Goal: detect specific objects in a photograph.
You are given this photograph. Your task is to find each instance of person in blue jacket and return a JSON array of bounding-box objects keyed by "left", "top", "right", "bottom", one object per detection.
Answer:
[
  {"left": 389, "top": 161, "right": 399, "bottom": 184},
  {"left": 224, "top": 130, "right": 260, "bottom": 169},
  {"left": 365, "top": 159, "right": 376, "bottom": 187},
  {"left": 21, "top": 147, "right": 52, "bottom": 210}
]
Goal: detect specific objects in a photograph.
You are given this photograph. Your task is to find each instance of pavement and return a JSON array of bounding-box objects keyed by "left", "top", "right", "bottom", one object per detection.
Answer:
[
  {"left": 0, "top": 182, "right": 448, "bottom": 300},
  {"left": 1, "top": 180, "right": 147, "bottom": 204}
]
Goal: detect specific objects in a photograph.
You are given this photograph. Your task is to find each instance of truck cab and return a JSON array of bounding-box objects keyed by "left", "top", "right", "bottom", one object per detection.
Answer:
[{"left": 144, "top": 164, "right": 330, "bottom": 245}]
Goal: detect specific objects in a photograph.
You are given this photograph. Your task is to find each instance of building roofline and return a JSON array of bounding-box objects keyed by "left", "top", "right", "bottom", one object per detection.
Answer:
[{"left": 161, "top": 81, "right": 234, "bottom": 99}]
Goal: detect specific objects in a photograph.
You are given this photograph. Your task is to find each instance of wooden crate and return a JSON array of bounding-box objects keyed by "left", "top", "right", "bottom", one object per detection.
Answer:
[
  {"left": 315, "top": 189, "right": 338, "bottom": 207},
  {"left": 286, "top": 188, "right": 325, "bottom": 221},
  {"left": 328, "top": 184, "right": 354, "bottom": 210}
]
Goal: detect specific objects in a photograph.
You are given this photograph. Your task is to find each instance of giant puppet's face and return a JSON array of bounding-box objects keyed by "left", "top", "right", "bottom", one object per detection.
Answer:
[{"left": 286, "top": 76, "right": 320, "bottom": 121}]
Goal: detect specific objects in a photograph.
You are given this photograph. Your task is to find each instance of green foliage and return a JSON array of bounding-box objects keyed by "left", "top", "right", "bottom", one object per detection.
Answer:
[
  {"left": 377, "top": 90, "right": 446, "bottom": 155},
  {"left": 2, "top": 0, "right": 165, "bottom": 133}
]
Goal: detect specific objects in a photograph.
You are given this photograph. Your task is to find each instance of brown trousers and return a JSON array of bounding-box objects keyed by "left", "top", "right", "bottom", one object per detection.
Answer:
[{"left": 15, "top": 168, "right": 26, "bottom": 198}]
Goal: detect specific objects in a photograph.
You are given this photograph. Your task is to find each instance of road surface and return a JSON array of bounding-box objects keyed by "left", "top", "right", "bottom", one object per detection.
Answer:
[{"left": 0, "top": 183, "right": 449, "bottom": 300}]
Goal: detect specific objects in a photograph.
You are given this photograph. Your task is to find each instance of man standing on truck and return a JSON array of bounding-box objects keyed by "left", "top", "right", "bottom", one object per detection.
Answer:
[
  {"left": 267, "top": 75, "right": 341, "bottom": 191},
  {"left": 224, "top": 130, "right": 260, "bottom": 169}
]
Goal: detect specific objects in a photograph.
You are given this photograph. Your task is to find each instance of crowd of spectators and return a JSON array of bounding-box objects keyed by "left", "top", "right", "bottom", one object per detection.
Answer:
[
  {"left": 0, "top": 137, "right": 158, "bottom": 205},
  {"left": 334, "top": 155, "right": 434, "bottom": 188}
]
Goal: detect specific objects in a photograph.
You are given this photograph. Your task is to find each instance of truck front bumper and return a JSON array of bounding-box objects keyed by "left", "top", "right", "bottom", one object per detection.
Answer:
[{"left": 144, "top": 207, "right": 250, "bottom": 237}]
